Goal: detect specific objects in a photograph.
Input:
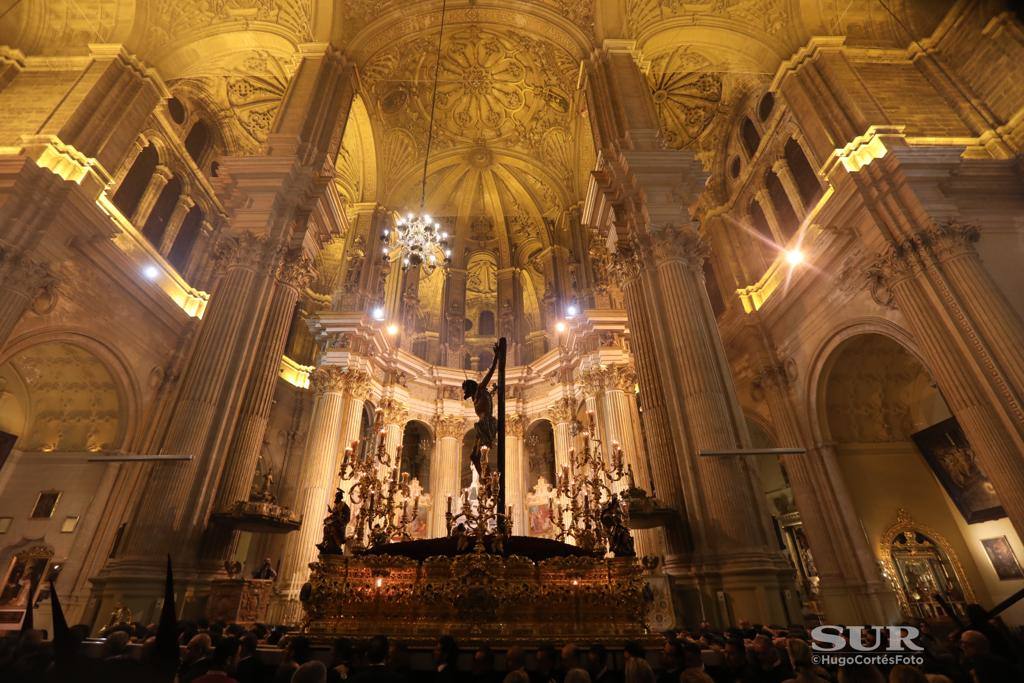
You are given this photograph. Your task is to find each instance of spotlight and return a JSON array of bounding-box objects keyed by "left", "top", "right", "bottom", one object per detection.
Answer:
[
  {"left": 784, "top": 249, "right": 805, "bottom": 266},
  {"left": 386, "top": 324, "right": 400, "bottom": 336},
  {"left": 555, "top": 321, "right": 567, "bottom": 333},
  {"left": 143, "top": 265, "right": 160, "bottom": 281},
  {"left": 372, "top": 306, "right": 386, "bottom": 321},
  {"left": 566, "top": 304, "right": 578, "bottom": 318}
]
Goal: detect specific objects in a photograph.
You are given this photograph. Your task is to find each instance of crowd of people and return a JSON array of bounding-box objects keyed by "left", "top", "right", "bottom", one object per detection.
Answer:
[{"left": 0, "top": 616, "right": 1021, "bottom": 683}]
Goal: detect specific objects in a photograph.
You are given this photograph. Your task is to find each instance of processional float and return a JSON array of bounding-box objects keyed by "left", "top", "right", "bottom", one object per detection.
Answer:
[{"left": 300, "top": 337, "right": 654, "bottom": 643}]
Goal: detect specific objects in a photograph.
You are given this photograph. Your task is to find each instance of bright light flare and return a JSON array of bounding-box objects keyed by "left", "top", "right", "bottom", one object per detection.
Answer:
[
  {"left": 554, "top": 321, "right": 567, "bottom": 333},
  {"left": 784, "top": 249, "right": 805, "bottom": 266},
  {"left": 386, "top": 323, "right": 400, "bottom": 336}
]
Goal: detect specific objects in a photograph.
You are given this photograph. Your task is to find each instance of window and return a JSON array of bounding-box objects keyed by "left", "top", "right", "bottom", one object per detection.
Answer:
[
  {"left": 111, "top": 144, "right": 158, "bottom": 218},
  {"left": 60, "top": 516, "right": 79, "bottom": 533},
  {"left": 477, "top": 310, "right": 495, "bottom": 336},
  {"left": 740, "top": 117, "right": 761, "bottom": 158},
  {"left": 765, "top": 170, "right": 799, "bottom": 241},
  {"left": 168, "top": 205, "right": 204, "bottom": 271},
  {"left": 167, "top": 97, "right": 187, "bottom": 124},
  {"left": 757, "top": 92, "right": 775, "bottom": 122},
  {"left": 184, "top": 121, "right": 212, "bottom": 165},
  {"left": 30, "top": 491, "right": 61, "bottom": 519},
  {"left": 784, "top": 138, "right": 822, "bottom": 207},
  {"left": 141, "top": 176, "right": 183, "bottom": 246}
]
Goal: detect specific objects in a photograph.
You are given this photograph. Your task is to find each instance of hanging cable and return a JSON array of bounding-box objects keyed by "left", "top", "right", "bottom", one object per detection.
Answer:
[{"left": 420, "top": 0, "right": 448, "bottom": 210}]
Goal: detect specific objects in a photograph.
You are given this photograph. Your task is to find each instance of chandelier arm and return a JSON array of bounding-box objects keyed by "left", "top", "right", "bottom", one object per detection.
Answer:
[{"left": 420, "top": 0, "right": 448, "bottom": 210}]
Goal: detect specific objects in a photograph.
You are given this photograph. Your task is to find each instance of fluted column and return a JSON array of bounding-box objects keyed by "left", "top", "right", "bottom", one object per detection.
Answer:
[
  {"left": 870, "top": 220, "right": 1024, "bottom": 540},
  {"left": 753, "top": 190, "right": 784, "bottom": 244},
  {"left": 378, "top": 398, "right": 408, "bottom": 462},
  {"left": 270, "top": 366, "right": 348, "bottom": 621},
  {"left": 550, "top": 397, "right": 574, "bottom": 474},
  {"left": 336, "top": 372, "right": 371, "bottom": 495},
  {"left": 208, "top": 252, "right": 316, "bottom": 525},
  {"left": 118, "top": 234, "right": 280, "bottom": 562},
  {"left": 158, "top": 195, "right": 196, "bottom": 255},
  {"left": 601, "top": 365, "right": 657, "bottom": 558},
  {"left": 505, "top": 415, "right": 527, "bottom": 536},
  {"left": 771, "top": 159, "right": 807, "bottom": 220},
  {"left": 752, "top": 359, "right": 898, "bottom": 624},
  {"left": 131, "top": 164, "right": 172, "bottom": 226},
  {"left": 0, "top": 246, "right": 55, "bottom": 348},
  {"left": 430, "top": 416, "right": 465, "bottom": 538}
]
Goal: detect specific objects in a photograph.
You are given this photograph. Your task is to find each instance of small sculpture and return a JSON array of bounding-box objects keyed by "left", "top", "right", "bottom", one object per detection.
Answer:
[
  {"left": 316, "top": 489, "right": 351, "bottom": 556},
  {"left": 462, "top": 341, "right": 501, "bottom": 475},
  {"left": 600, "top": 497, "right": 636, "bottom": 557},
  {"left": 253, "top": 558, "right": 277, "bottom": 580},
  {"left": 223, "top": 560, "right": 243, "bottom": 579}
]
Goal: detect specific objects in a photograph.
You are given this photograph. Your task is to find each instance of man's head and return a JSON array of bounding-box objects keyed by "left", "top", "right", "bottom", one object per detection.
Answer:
[
  {"left": 212, "top": 637, "right": 240, "bottom": 671},
  {"left": 586, "top": 644, "right": 607, "bottom": 671},
  {"left": 561, "top": 643, "right": 579, "bottom": 668},
  {"left": 105, "top": 631, "right": 131, "bottom": 657},
  {"left": 959, "top": 630, "right": 990, "bottom": 659},
  {"left": 536, "top": 644, "right": 557, "bottom": 671},
  {"left": 293, "top": 660, "right": 328, "bottom": 683},
  {"left": 661, "top": 640, "right": 683, "bottom": 670},
  {"left": 462, "top": 379, "right": 478, "bottom": 399}
]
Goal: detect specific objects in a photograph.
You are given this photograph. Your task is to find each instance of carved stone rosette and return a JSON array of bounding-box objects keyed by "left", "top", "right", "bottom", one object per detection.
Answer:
[{"left": 433, "top": 415, "right": 467, "bottom": 440}]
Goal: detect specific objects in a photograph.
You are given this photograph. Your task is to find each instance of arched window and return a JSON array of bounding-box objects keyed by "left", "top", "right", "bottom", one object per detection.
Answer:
[
  {"left": 167, "top": 97, "right": 187, "bottom": 125},
  {"left": 112, "top": 145, "right": 158, "bottom": 218},
  {"left": 400, "top": 421, "right": 433, "bottom": 489},
  {"left": 765, "top": 170, "right": 799, "bottom": 241},
  {"left": 740, "top": 117, "right": 761, "bottom": 158},
  {"left": 757, "top": 93, "right": 775, "bottom": 122},
  {"left": 784, "top": 139, "right": 822, "bottom": 207},
  {"left": 184, "top": 121, "right": 211, "bottom": 165},
  {"left": 141, "top": 177, "right": 182, "bottom": 247},
  {"left": 167, "top": 205, "right": 204, "bottom": 271},
  {"left": 477, "top": 310, "right": 495, "bottom": 337}
]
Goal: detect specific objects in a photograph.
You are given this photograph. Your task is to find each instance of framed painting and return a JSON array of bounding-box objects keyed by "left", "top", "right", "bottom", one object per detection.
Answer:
[
  {"left": 0, "top": 548, "right": 51, "bottom": 630},
  {"left": 981, "top": 536, "right": 1024, "bottom": 581},
  {"left": 912, "top": 418, "right": 1005, "bottom": 524}
]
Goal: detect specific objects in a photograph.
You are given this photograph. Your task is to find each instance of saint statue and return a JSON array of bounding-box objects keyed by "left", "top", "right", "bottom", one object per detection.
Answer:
[
  {"left": 462, "top": 341, "right": 501, "bottom": 476},
  {"left": 600, "top": 496, "right": 636, "bottom": 557},
  {"left": 316, "top": 489, "right": 350, "bottom": 556}
]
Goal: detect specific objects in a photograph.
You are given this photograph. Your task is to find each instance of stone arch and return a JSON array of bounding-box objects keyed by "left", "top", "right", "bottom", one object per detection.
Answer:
[
  {"left": 525, "top": 418, "right": 556, "bottom": 491},
  {"left": 0, "top": 330, "right": 142, "bottom": 453},
  {"left": 400, "top": 419, "right": 433, "bottom": 490}
]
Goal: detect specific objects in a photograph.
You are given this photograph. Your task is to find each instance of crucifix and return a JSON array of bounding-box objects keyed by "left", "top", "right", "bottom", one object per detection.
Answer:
[{"left": 462, "top": 337, "right": 508, "bottom": 532}]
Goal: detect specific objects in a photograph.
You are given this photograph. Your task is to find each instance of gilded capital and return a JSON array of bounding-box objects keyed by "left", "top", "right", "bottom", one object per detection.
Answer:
[
  {"left": 506, "top": 414, "right": 526, "bottom": 437},
  {"left": 378, "top": 397, "right": 409, "bottom": 427},
  {"left": 433, "top": 414, "right": 466, "bottom": 440},
  {"left": 549, "top": 397, "right": 575, "bottom": 424},
  {"left": 344, "top": 369, "right": 372, "bottom": 400},
  {"left": 308, "top": 365, "right": 348, "bottom": 395},
  {"left": 607, "top": 364, "right": 637, "bottom": 393},
  {"left": 608, "top": 239, "right": 644, "bottom": 285}
]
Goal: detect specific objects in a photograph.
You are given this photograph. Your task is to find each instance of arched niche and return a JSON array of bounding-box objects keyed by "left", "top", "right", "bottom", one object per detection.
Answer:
[
  {"left": 0, "top": 341, "right": 127, "bottom": 453},
  {"left": 525, "top": 419, "right": 555, "bottom": 491},
  {"left": 111, "top": 144, "right": 158, "bottom": 218},
  {"left": 400, "top": 420, "right": 433, "bottom": 490},
  {"left": 460, "top": 428, "right": 478, "bottom": 490}
]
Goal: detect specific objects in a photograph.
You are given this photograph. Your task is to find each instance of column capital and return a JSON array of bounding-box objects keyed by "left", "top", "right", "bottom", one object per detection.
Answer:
[
  {"left": 309, "top": 365, "right": 348, "bottom": 395},
  {"left": 213, "top": 232, "right": 282, "bottom": 275},
  {"left": 433, "top": 414, "right": 466, "bottom": 440},
  {"left": 378, "top": 397, "right": 408, "bottom": 427},
  {"left": 277, "top": 249, "right": 318, "bottom": 290},
  {"left": 549, "top": 397, "right": 575, "bottom": 424},
  {"left": 648, "top": 224, "right": 709, "bottom": 271},
  {"left": 152, "top": 164, "right": 174, "bottom": 183},
  {"left": 0, "top": 245, "right": 57, "bottom": 297},
  {"left": 506, "top": 414, "right": 527, "bottom": 437}
]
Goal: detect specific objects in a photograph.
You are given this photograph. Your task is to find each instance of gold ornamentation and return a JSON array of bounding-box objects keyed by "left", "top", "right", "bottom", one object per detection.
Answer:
[
  {"left": 277, "top": 250, "right": 318, "bottom": 289},
  {"left": 378, "top": 397, "right": 409, "bottom": 427},
  {"left": 434, "top": 414, "right": 467, "bottom": 440},
  {"left": 649, "top": 224, "right": 709, "bottom": 271},
  {"left": 308, "top": 366, "right": 347, "bottom": 395},
  {"left": 549, "top": 397, "right": 575, "bottom": 424},
  {"left": 646, "top": 46, "right": 723, "bottom": 150},
  {"left": 506, "top": 414, "right": 526, "bottom": 437}
]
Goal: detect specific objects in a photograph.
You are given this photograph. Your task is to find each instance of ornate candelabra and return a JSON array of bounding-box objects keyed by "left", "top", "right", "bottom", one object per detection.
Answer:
[
  {"left": 550, "top": 410, "right": 633, "bottom": 553},
  {"left": 446, "top": 446, "right": 511, "bottom": 550},
  {"left": 341, "top": 419, "right": 419, "bottom": 551}
]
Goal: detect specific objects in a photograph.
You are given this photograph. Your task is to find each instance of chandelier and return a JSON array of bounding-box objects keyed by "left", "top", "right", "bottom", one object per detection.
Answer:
[{"left": 383, "top": 0, "right": 451, "bottom": 275}]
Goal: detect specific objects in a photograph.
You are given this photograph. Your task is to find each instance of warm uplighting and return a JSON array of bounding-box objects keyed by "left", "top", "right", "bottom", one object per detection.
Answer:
[
  {"left": 554, "top": 321, "right": 567, "bottom": 333},
  {"left": 784, "top": 249, "right": 805, "bottom": 266},
  {"left": 143, "top": 265, "right": 160, "bottom": 280},
  {"left": 386, "top": 323, "right": 400, "bottom": 336}
]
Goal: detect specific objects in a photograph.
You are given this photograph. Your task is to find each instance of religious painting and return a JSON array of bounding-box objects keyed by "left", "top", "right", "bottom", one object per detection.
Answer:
[
  {"left": 981, "top": 536, "right": 1024, "bottom": 581},
  {"left": 407, "top": 501, "right": 430, "bottom": 540},
  {"left": 528, "top": 503, "right": 554, "bottom": 538},
  {"left": 0, "top": 549, "right": 51, "bottom": 630},
  {"left": 912, "top": 418, "right": 1004, "bottom": 524}
]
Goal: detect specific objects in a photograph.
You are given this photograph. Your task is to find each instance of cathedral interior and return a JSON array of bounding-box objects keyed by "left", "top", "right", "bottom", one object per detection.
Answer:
[{"left": 2, "top": 0, "right": 1024, "bottom": 646}]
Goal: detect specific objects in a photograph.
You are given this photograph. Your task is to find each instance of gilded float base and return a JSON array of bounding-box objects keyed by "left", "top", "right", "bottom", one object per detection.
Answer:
[{"left": 301, "top": 547, "right": 651, "bottom": 644}]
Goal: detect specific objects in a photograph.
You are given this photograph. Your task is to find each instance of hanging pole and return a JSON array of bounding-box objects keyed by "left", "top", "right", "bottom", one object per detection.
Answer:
[{"left": 496, "top": 337, "right": 508, "bottom": 534}]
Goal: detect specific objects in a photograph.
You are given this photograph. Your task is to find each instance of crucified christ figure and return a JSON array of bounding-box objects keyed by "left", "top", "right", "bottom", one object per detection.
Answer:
[{"left": 462, "top": 341, "right": 501, "bottom": 476}]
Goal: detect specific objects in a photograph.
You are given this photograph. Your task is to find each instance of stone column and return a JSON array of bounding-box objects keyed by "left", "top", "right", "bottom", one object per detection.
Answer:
[
  {"left": 752, "top": 359, "right": 899, "bottom": 624},
  {"left": 378, "top": 398, "right": 408, "bottom": 463},
  {"left": 0, "top": 247, "right": 55, "bottom": 348},
  {"left": 430, "top": 415, "right": 465, "bottom": 538},
  {"left": 117, "top": 233, "right": 280, "bottom": 562},
  {"left": 158, "top": 195, "right": 197, "bottom": 255},
  {"left": 269, "top": 365, "right": 348, "bottom": 623},
  {"left": 550, "top": 397, "right": 575, "bottom": 475},
  {"left": 870, "top": 220, "right": 1024, "bottom": 540},
  {"left": 771, "top": 159, "right": 807, "bottom": 220},
  {"left": 505, "top": 415, "right": 528, "bottom": 536},
  {"left": 336, "top": 372, "right": 371, "bottom": 494},
  {"left": 601, "top": 365, "right": 657, "bottom": 558},
  {"left": 753, "top": 190, "right": 785, "bottom": 244},
  {"left": 209, "top": 251, "right": 316, "bottom": 520},
  {"left": 131, "top": 165, "right": 172, "bottom": 226},
  {"left": 109, "top": 136, "right": 147, "bottom": 191}
]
